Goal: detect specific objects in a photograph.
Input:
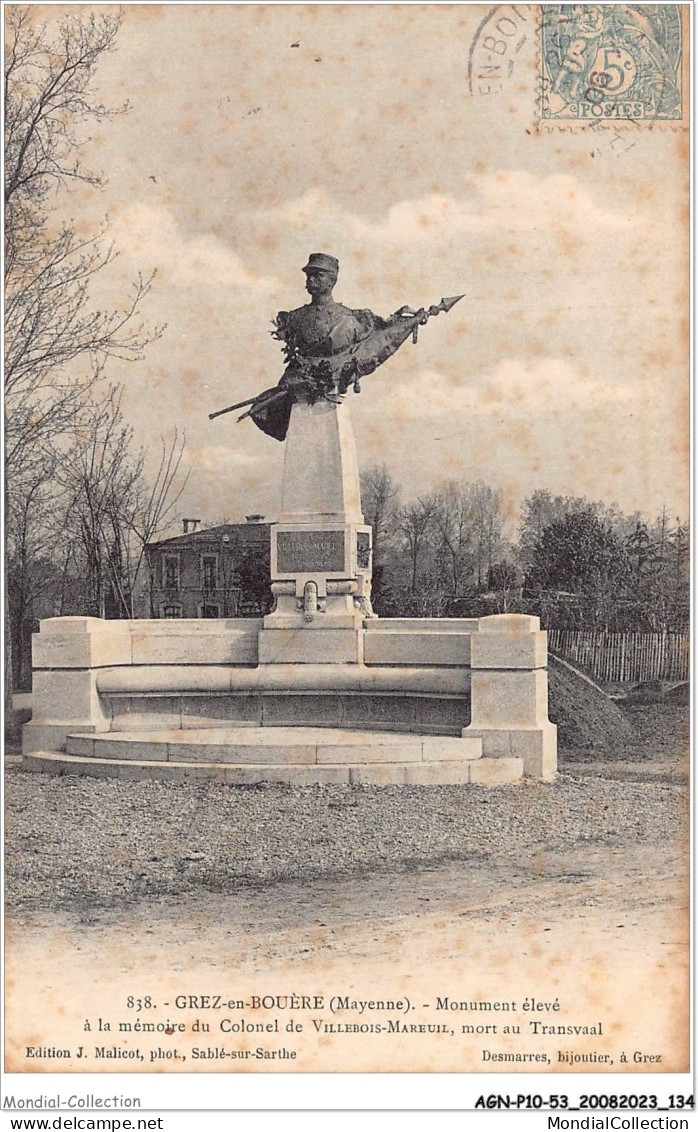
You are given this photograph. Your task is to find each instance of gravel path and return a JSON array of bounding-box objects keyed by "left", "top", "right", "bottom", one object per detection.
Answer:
[{"left": 5, "top": 767, "right": 687, "bottom": 913}]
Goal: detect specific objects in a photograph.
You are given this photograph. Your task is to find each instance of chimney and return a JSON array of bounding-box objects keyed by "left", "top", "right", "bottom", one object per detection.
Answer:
[
  {"left": 246, "top": 514, "right": 264, "bottom": 524},
  {"left": 182, "top": 518, "right": 201, "bottom": 534}
]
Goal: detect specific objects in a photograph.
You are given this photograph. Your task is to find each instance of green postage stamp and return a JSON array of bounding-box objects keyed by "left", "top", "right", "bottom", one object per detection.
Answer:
[{"left": 540, "top": 4, "right": 687, "bottom": 123}]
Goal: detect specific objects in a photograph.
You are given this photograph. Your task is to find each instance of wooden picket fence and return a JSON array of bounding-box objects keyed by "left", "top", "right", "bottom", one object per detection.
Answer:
[{"left": 548, "top": 629, "right": 689, "bottom": 684}]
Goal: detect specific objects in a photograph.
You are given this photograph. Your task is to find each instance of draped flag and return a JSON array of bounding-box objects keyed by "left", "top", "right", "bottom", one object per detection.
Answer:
[{"left": 210, "top": 296, "right": 464, "bottom": 442}]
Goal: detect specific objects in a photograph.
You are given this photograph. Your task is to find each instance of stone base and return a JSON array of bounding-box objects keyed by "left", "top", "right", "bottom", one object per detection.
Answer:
[
  {"left": 24, "top": 751, "right": 523, "bottom": 786},
  {"left": 262, "top": 611, "right": 365, "bottom": 631},
  {"left": 22, "top": 726, "right": 523, "bottom": 786},
  {"left": 63, "top": 726, "right": 482, "bottom": 764},
  {"left": 463, "top": 723, "right": 558, "bottom": 781},
  {"left": 258, "top": 628, "right": 364, "bottom": 664},
  {"left": 22, "top": 722, "right": 99, "bottom": 755},
  {"left": 25, "top": 612, "right": 557, "bottom": 783},
  {"left": 100, "top": 688, "right": 470, "bottom": 734}
]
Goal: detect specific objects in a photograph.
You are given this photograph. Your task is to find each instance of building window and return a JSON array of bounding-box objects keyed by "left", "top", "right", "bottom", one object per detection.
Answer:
[
  {"left": 200, "top": 604, "right": 220, "bottom": 619},
  {"left": 201, "top": 554, "right": 218, "bottom": 590},
  {"left": 163, "top": 554, "right": 180, "bottom": 589},
  {"left": 163, "top": 604, "right": 182, "bottom": 619}
]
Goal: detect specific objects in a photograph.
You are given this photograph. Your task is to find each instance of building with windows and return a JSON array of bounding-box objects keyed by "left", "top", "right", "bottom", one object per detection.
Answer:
[{"left": 145, "top": 515, "right": 272, "bottom": 618}]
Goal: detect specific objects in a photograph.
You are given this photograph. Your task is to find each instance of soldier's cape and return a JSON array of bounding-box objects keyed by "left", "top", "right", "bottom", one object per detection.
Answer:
[{"left": 247, "top": 385, "right": 294, "bottom": 442}]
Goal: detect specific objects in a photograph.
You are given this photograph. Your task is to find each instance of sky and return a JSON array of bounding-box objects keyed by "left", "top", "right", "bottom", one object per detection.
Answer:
[{"left": 25, "top": 3, "right": 689, "bottom": 533}]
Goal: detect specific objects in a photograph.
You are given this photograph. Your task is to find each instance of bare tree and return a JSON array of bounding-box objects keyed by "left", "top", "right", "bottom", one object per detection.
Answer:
[
  {"left": 55, "top": 389, "right": 139, "bottom": 617},
  {"left": 399, "top": 496, "right": 436, "bottom": 595},
  {"left": 5, "top": 447, "right": 67, "bottom": 688},
  {"left": 431, "top": 480, "right": 474, "bottom": 597},
  {"left": 5, "top": 220, "right": 158, "bottom": 476},
  {"left": 468, "top": 480, "right": 505, "bottom": 589},
  {"left": 121, "top": 430, "right": 189, "bottom": 617},
  {"left": 360, "top": 464, "right": 401, "bottom": 561},
  {"left": 4, "top": 8, "right": 163, "bottom": 710},
  {"left": 360, "top": 463, "right": 401, "bottom": 608},
  {"left": 4, "top": 8, "right": 160, "bottom": 472},
  {"left": 56, "top": 390, "right": 188, "bottom": 619}
]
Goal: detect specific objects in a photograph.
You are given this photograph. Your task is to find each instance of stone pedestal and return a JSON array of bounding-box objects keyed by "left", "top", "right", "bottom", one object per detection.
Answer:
[
  {"left": 463, "top": 613, "right": 557, "bottom": 780},
  {"left": 263, "top": 396, "right": 372, "bottom": 660},
  {"left": 278, "top": 396, "right": 362, "bottom": 524},
  {"left": 22, "top": 617, "right": 125, "bottom": 753}
]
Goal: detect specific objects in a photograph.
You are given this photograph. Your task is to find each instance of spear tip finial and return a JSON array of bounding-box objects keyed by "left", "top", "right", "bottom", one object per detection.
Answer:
[{"left": 440, "top": 294, "right": 465, "bottom": 312}]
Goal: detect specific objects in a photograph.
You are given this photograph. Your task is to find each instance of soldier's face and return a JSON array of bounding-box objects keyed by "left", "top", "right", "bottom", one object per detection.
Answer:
[{"left": 305, "top": 269, "right": 336, "bottom": 297}]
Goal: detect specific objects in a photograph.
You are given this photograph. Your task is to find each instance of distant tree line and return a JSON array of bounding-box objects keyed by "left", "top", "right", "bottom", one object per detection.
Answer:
[{"left": 360, "top": 467, "right": 689, "bottom": 634}]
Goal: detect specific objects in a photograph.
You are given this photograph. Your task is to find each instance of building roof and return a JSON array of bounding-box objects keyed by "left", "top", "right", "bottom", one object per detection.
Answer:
[{"left": 147, "top": 521, "right": 271, "bottom": 552}]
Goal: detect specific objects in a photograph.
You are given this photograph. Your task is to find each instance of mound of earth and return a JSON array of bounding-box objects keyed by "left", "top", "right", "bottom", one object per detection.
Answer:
[
  {"left": 663, "top": 682, "right": 690, "bottom": 706},
  {"left": 617, "top": 680, "right": 690, "bottom": 706},
  {"left": 621, "top": 679, "right": 667, "bottom": 704},
  {"left": 548, "top": 655, "right": 634, "bottom": 752}
]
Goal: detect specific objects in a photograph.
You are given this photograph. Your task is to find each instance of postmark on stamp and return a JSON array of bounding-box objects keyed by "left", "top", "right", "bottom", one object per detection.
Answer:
[
  {"left": 467, "top": 5, "right": 531, "bottom": 98},
  {"left": 540, "top": 4, "right": 686, "bottom": 125}
]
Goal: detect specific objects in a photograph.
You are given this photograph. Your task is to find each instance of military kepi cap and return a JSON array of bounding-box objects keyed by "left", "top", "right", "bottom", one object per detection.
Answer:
[{"left": 302, "top": 252, "right": 339, "bottom": 275}]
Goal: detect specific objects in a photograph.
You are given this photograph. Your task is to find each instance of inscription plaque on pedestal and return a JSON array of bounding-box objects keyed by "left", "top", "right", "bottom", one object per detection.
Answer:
[{"left": 277, "top": 529, "right": 345, "bottom": 573}]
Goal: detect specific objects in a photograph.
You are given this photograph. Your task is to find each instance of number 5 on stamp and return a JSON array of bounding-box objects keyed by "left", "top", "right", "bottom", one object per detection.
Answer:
[{"left": 540, "top": 4, "right": 687, "bottom": 124}]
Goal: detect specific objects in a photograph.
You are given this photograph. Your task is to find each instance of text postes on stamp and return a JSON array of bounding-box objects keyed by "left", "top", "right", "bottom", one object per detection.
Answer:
[{"left": 540, "top": 4, "right": 685, "bottom": 124}]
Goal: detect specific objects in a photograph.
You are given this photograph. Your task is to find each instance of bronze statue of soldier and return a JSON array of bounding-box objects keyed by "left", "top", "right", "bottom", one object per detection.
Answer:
[{"left": 210, "top": 253, "right": 463, "bottom": 441}]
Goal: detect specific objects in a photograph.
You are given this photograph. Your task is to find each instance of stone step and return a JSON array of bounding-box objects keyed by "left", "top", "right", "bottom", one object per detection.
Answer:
[
  {"left": 65, "top": 727, "right": 483, "bottom": 766},
  {"left": 23, "top": 751, "right": 523, "bottom": 786}
]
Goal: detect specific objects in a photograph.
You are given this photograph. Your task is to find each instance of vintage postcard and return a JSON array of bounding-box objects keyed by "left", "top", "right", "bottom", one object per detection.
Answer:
[{"left": 3, "top": 1, "right": 691, "bottom": 1116}]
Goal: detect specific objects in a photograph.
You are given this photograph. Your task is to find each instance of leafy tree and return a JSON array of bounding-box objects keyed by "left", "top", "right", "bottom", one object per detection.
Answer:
[
  {"left": 518, "top": 490, "right": 641, "bottom": 573},
  {"left": 525, "top": 509, "right": 632, "bottom": 627},
  {"left": 488, "top": 560, "right": 519, "bottom": 591},
  {"left": 626, "top": 520, "right": 652, "bottom": 578},
  {"left": 526, "top": 509, "right": 629, "bottom": 592},
  {"left": 235, "top": 545, "right": 273, "bottom": 612},
  {"left": 517, "top": 490, "right": 571, "bottom": 573}
]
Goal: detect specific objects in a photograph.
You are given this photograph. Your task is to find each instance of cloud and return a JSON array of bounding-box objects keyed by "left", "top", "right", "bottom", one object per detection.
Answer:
[
  {"left": 109, "top": 203, "right": 279, "bottom": 291},
  {"left": 374, "top": 357, "right": 638, "bottom": 420},
  {"left": 465, "top": 170, "right": 635, "bottom": 233},
  {"left": 183, "top": 445, "right": 266, "bottom": 476},
  {"left": 179, "top": 442, "right": 282, "bottom": 523},
  {"left": 249, "top": 172, "right": 635, "bottom": 249},
  {"left": 475, "top": 357, "right": 637, "bottom": 411}
]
